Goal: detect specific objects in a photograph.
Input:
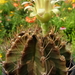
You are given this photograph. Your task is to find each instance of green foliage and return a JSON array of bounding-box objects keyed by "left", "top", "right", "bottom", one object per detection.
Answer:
[
  {"left": 0, "top": 0, "right": 29, "bottom": 41},
  {"left": 51, "top": 2, "right": 75, "bottom": 42}
]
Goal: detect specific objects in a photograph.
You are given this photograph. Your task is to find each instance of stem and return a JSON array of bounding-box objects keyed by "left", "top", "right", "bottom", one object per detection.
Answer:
[{"left": 41, "top": 22, "right": 49, "bottom": 37}]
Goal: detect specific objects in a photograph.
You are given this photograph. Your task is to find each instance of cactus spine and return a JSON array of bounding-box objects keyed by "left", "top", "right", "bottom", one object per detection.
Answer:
[{"left": 3, "top": 28, "right": 71, "bottom": 75}]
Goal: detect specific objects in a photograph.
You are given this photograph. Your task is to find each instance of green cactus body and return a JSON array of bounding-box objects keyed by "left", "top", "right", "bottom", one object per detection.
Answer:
[{"left": 3, "top": 28, "right": 71, "bottom": 75}]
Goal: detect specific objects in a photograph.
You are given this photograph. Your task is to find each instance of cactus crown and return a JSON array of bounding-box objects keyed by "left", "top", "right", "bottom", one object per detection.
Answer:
[{"left": 3, "top": 27, "right": 71, "bottom": 75}]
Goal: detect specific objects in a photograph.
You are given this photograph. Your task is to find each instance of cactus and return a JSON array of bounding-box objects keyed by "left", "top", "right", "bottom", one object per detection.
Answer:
[{"left": 3, "top": 27, "right": 71, "bottom": 75}]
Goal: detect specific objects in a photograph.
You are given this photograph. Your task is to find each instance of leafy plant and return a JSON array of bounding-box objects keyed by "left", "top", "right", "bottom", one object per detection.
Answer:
[{"left": 0, "top": 0, "right": 30, "bottom": 40}]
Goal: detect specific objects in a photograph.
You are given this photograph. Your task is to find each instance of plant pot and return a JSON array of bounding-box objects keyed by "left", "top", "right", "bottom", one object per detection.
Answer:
[{"left": 66, "top": 60, "right": 75, "bottom": 75}]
